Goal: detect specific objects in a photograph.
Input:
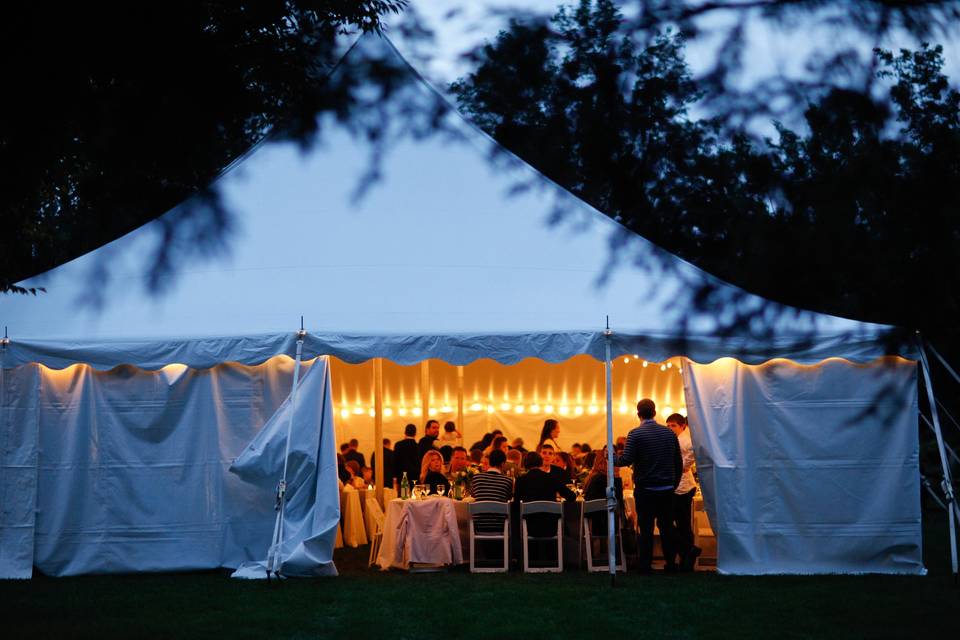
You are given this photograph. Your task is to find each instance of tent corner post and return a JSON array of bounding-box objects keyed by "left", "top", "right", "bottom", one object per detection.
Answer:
[
  {"left": 603, "top": 323, "right": 617, "bottom": 581},
  {"left": 918, "top": 338, "right": 959, "bottom": 580}
]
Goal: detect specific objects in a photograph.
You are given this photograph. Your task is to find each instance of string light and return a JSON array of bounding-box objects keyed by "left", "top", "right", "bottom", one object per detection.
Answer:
[
  {"left": 428, "top": 407, "right": 438, "bottom": 416},
  {"left": 368, "top": 408, "right": 376, "bottom": 417},
  {"left": 574, "top": 406, "right": 584, "bottom": 416},
  {"left": 470, "top": 402, "right": 484, "bottom": 412},
  {"left": 544, "top": 404, "right": 555, "bottom": 414},
  {"left": 487, "top": 404, "right": 495, "bottom": 414},
  {"left": 514, "top": 405, "right": 525, "bottom": 414},
  {"left": 660, "top": 364, "right": 667, "bottom": 371},
  {"left": 440, "top": 405, "right": 454, "bottom": 413},
  {"left": 666, "top": 362, "right": 672, "bottom": 368},
  {"left": 642, "top": 360, "right": 649, "bottom": 367},
  {"left": 352, "top": 406, "right": 364, "bottom": 415},
  {"left": 559, "top": 405, "right": 569, "bottom": 416},
  {"left": 340, "top": 408, "right": 350, "bottom": 419},
  {"left": 412, "top": 407, "right": 422, "bottom": 416},
  {"left": 383, "top": 407, "right": 393, "bottom": 417},
  {"left": 500, "top": 402, "right": 512, "bottom": 411},
  {"left": 618, "top": 403, "right": 628, "bottom": 415},
  {"left": 398, "top": 407, "right": 407, "bottom": 416},
  {"left": 588, "top": 405, "right": 599, "bottom": 415},
  {"left": 530, "top": 403, "right": 541, "bottom": 413},
  {"left": 623, "top": 357, "right": 630, "bottom": 364}
]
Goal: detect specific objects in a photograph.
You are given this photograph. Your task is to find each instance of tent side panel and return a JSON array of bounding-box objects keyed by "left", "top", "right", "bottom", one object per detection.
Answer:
[
  {"left": 684, "top": 357, "right": 923, "bottom": 575},
  {"left": 0, "top": 364, "right": 40, "bottom": 579},
  {"left": 31, "top": 359, "right": 310, "bottom": 576}
]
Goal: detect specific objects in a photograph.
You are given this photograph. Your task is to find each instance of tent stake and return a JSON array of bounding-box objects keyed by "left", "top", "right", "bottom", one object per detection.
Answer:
[
  {"left": 918, "top": 337, "right": 959, "bottom": 582},
  {"left": 604, "top": 319, "right": 617, "bottom": 586}
]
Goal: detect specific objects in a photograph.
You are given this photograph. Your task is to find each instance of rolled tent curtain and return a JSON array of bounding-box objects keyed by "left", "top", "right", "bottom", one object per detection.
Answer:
[{"left": 683, "top": 356, "right": 924, "bottom": 575}]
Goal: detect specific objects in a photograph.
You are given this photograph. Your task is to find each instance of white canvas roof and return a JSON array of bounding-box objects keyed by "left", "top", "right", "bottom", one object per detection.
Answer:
[{"left": 0, "top": 35, "right": 908, "bottom": 370}]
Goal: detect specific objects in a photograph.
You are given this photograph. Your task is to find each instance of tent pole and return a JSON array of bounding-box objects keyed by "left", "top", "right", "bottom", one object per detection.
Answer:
[
  {"left": 420, "top": 361, "right": 430, "bottom": 430},
  {"left": 266, "top": 326, "right": 307, "bottom": 579},
  {"left": 374, "top": 358, "right": 384, "bottom": 506},
  {"left": 918, "top": 338, "right": 959, "bottom": 581},
  {"left": 604, "top": 319, "right": 617, "bottom": 586},
  {"left": 457, "top": 366, "right": 464, "bottom": 445}
]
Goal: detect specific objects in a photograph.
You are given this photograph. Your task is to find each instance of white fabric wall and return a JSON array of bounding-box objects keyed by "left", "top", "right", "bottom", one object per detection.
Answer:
[
  {"left": 0, "top": 356, "right": 329, "bottom": 578},
  {"left": 683, "top": 357, "right": 923, "bottom": 575}
]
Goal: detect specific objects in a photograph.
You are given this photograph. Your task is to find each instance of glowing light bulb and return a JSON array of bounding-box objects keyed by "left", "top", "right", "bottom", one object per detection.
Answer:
[
  {"left": 662, "top": 406, "right": 673, "bottom": 417},
  {"left": 588, "top": 405, "right": 599, "bottom": 415},
  {"left": 642, "top": 360, "right": 649, "bottom": 367},
  {"left": 515, "top": 405, "right": 525, "bottom": 414},
  {"left": 383, "top": 407, "right": 393, "bottom": 417},
  {"left": 429, "top": 407, "right": 438, "bottom": 416},
  {"left": 487, "top": 404, "right": 495, "bottom": 414},
  {"left": 500, "top": 402, "right": 512, "bottom": 411},
  {"left": 368, "top": 408, "right": 376, "bottom": 417},
  {"left": 559, "top": 405, "right": 569, "bottom": 416},
  {"left": 574, "top": 406, "right": 584, "bottom": 416},
  {"left": 680, "top": 407, "right": 687, "bottom": 417},
  {"left": 544, "top": 404, "right": 555, "bottom": 414},
  {"left": 633, "top": 354, "right": 639, "bottom": 359},
  {"left": 623, "top": 357, "right": 630, "bottom": 364},
  {"left": 470, "top": 402, "right": 484, "bottom": 412},
  {"left": 398, "top": 407, "right": 407, "bottom": 416},
  {"left": 660, "top": 364, "right": 667, "bottom": 371},
  {"left": 667, "top": 362, "right": 673, "bottom": 369},
  {"left": 352, "top": 406, "right": 364, "bottom": 415},
  {"left": 441, "top": 405, "right": 453, "bottom": 413},
  {"left": 677, "top": 367, "right": 682, "bottom": 374},
  {"left": 618, "top": 403, "right": 628, "bottom": 415},
  {"left": 412, "top": 407, "right": 422, "bottom": 416},
  {"left": 530, "top": 403, "right": 541, "bottom": 413},
  {"left": 340, "top": 408, "right": 350, "bottom": 419}
]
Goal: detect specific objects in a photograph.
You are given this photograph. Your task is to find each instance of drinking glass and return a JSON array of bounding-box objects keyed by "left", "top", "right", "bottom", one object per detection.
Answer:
[{"left": 436, "top": 484, "right": 446, "bottom": 497}]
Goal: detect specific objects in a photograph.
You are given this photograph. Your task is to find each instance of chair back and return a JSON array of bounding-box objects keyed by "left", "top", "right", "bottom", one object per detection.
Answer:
[
  {"left": 582, "top": 498, "right": 608, "bottom": 515},
  {"left": 469, "top": 501, "right": 510, "bottom": 516},
  {"left": 521, "top": 500, "right": 562, "bottom": 516}
]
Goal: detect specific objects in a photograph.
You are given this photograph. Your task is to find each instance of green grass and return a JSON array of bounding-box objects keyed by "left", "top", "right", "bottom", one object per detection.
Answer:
[{"left": 2, "top": 512, "right": 957, "bottom": 639}]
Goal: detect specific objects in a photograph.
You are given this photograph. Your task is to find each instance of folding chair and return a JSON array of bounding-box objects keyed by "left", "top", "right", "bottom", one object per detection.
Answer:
[
  {"left": 521, "top": 501, "right": 563, "bottom": 573},
  {"left": 366, "top": 497, "right": 386, "bottom": 567},
  {"left": 582, "top": 499, "right": 626, "bottom": 573},
  {"left": 468, "top": 501, "right": 511, "bottom": 573}
]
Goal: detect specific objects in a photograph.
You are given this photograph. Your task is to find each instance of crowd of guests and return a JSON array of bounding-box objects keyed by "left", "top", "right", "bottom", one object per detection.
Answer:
[{"left": 336, "top": 402, "right": 700, "bottom": 572}]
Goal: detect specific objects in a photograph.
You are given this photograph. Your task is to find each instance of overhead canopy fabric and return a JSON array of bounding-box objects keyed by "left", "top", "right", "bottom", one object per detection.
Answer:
[{"left": 0, "top": 35, "right": 908, "bottom": 371}]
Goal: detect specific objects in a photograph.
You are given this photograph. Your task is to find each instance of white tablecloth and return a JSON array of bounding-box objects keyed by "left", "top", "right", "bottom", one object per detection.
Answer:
[
  {"left": 362, "top": 487, "right": 396, "bottom": 540},
  {"left": 376, "top": 497, "right": 464, "bottom": 570},
  {"left": 340, "top": 487, "right": 368, "bottom": 548}
]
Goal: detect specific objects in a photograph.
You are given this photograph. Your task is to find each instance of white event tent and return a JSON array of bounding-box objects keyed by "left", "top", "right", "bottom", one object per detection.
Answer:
[{"left": 0, "top": 34, "right": 931, "bottom": 579}]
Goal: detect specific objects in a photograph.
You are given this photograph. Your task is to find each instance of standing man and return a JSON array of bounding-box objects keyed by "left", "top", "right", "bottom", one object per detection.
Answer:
[
  {"left": 371, "top": 438, "right": 394, "bottom": 487},
  {"left": 418, "top": 419, "right": 441, "bottom": 463},
  {"left": 393, "top": 424, "right": 420, "bottom": 491},
  {"left": 344, "top": 438, "right": 366, "bottom": 468},
  {"left": 666, "top": 413, "right": 701, "bottom": 571},
  {"left": 615, "top": 399, "right": 682, "bottom": 572}
]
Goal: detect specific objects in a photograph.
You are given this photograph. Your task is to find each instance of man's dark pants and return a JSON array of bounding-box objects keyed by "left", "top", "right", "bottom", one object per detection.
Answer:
[
  {"left": 636, "top": 488, "right": 676, "bottom": 570},
  {"left": 672, "top": 488, "right": 696, "bottom": 564}
]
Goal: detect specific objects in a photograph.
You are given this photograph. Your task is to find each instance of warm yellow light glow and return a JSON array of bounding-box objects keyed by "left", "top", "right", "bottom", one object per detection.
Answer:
[
  {"left": 340, "top": 408, "right": 350, "bottom": 419},
  {"left": 633, "top": 354, "right": 639, "bottom": 359},
  {"left": 660, "top": 364, "right": 667, "bottom": 371},
  {"left": 667, "top": 362, "right": 673, "bottom": 368},
  {"left": 642, "top": 360, "right": 649, "bottom": 367},
  {"left": 515, "top": 405, "right": 525, "bottom": 414},
  {"left": 440, "top": 405, "right": 454, "bottom": 413},
  {"left": 588, "top": 405, "right": 599, "bottom": 415},
  {"left": 679, "top": 407, "right": 687, "bottom": 417},
  {"left": 544, "top": 404, "right": 555, "bottom": 414},
  {"left": 352, "top": 406, "right": 364, "bottom": 415},
  {"left": 383, "top": 407, "right": 394, "bottom": 417},
  {"left": 398, "top": 407, "right": 408, "bottom": 416},
  {"left": 470, "top": 402, "right": 484, "bottom": 412},
  {"left": 559, "top": 405, "right": 569, "bottom": 416},
  {"left": 412, "top": 407, "right": 423, "bottom": 416},
  {"left": 677, "top": 367, "right": 683, "bottom": 374},
  {"left": 500, "top": 402, "right": 512, "bottom": 411},
  {"left": 530, "top": 403, "right": 540, "bottom": 413},
  {"left": 619, "top": 403, "right": 628, "bottom": 415},
  {"left": 487, "top": 404, "right": 495, "bottom": 414},
  {"left": 428, "top": 407, "right": 438, "bottom": 416},
  {"left": 574, "top": 406, "right": 584, "bottom": 416},
  {"left": 662, "top": 406, "right": 674, "bottom": 417},
  {"left": 623, "top": 357, "right": 630, "bottom": 364}
]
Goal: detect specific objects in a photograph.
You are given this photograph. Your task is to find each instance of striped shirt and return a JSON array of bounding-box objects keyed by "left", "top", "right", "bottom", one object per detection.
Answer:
[
  {"left": 469, "top": 470, "right": 514, "bottom": 532},
  {"left": 615, "top": 419, "right": 682, "bottom": 490}
]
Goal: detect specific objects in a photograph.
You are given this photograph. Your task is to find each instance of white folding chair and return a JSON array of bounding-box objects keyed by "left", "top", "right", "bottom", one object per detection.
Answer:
[
  {"left": 521, "top": 501, "right": 563, "bottom": 573},
  {"left": 582, "top": 499, "right": 626, "bottom": 573},
  {"left": 468, "top": 501, "right": 511, "bottom": 573},
  {"left": 366, "top": 497, "right": 386, "bottom": 567}
]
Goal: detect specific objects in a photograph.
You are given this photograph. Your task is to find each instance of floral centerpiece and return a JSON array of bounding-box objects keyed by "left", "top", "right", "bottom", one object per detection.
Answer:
[{"left": 450, "top": 465, "right": 479, "bottom": 499}]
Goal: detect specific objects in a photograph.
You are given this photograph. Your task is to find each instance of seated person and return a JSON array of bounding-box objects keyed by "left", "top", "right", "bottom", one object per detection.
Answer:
[
  {"left": 515, "top": 451, "right": 576, "bottom": 537},
  {"left": 419, "top": 450, "right": 449, "bottom": 495},
  {"left": 504, "top": 449, "right": 523, "bottom": 477},
  {"left": 469, "top": 449, "right": 514, "bottom": 533},
  {"left": 583, "top": 448, "right": 625, "bottom": 535},
  {"left": 361, "top": 466, "right": 374, "bottom": 486},
  {"left": 537, "top": 444, "right": 568, "bottom": 484}
]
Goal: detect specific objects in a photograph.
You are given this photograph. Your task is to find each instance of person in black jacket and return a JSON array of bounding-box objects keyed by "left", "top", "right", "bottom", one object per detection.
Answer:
[
  {"left": 516, "top": 451, "right": 575, "bottom": 537},
  {"left": 370, "top": 438, "right": 394, "bottom": 486},
  {"left": 417, "top": 419, "right": 440, "bottom": 463},
  {"left": 393, "top": 424, "right": 420, "bottom": 490},
  {"left": 344, "top": 438, "right": 366, "bottom": 468},
  {"left": 419, "top": 450, "right": 449, "bottom": 495}
]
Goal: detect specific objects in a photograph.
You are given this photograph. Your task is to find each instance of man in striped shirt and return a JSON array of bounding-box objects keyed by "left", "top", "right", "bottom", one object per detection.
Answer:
[
  {"left": 470, "top": 449, "right": 514, "bottom": 532},
  {"left": 615, "top": 398, "right": 682, "bottom": 572}
]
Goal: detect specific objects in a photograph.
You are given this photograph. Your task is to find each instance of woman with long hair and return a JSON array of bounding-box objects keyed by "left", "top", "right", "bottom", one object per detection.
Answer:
[
  {"left": 537, "top": 419, "right": 560, "bottom": 451},
  {"left": 419, "top": 450, "right": 448, "bottom": 495},
  {"left": 583, "top": 447, "right": 624, "bottom": 535}
]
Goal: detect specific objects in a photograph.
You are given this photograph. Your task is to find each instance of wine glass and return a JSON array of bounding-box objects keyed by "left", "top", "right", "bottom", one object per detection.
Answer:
[{"left": 436, "top": 484, "right": 446, "bottom": 497}]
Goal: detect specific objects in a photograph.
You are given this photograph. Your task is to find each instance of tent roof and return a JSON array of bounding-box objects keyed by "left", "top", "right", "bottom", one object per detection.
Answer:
[{"left": 0, "top": 35, "right": 909, "bottom": 370}]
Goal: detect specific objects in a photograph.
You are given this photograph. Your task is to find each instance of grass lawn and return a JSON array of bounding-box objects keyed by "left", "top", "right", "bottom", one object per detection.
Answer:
[{"left": 2, "top": 511, "right": 956, "bottom": 639}]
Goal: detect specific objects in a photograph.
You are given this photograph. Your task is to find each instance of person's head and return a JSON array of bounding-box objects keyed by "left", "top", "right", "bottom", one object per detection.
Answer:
[
  {"left": 443, "top": 421, "right": 457, "bottom": 433},
  {"left": 492, "top": 429, "right": 503, "bottom": 437},
  {"left": 539, "top": 419, "right": 559, "bottom": 444},
  {"left": 348, "top": 438, "right": 359, "bottom": 450},
  {"left": 555, "top": 451, "right": 571, "bottom": 470},
  {"left": 511, "top": 437, "right": 525, "bottom": 450},
  {"left": 425, "top": 420, "right": 440, "bottom": 437},
  {"left": 340, "top": 443, "right": 350, "bottom": 454},
  {"left": 571, "top": 443, "right": 582, "bottom": 456},
  {"left": 539, "top": 443, "right": 555, "bottom": 466},
  {"left": 488, "top": 448, "right": 506, "bottom": 470},
  {"left": 583, "top": 451, "right": 596, "bottom": 469},
  {"left": 345, "top": 460, "right": 360, "bottom": 477},
  {"left": 449, "top": 446, "right": 469, "bottom": 472},
  {"left": 383, "top": 438, "right": 392, "bottom": 448},
  {"left": 523, "top": 451, "right": 543, "bottom": 470},
  {"left": 666, "top": 413, "right": 687, "bottom": 436},
  {"left": 615, "top": 436, "right": 626, "bottom": 448},
  {"left": 420, "top": 450, "right": 443, "bottom": 482},
  {"left": 637, "top": 398, "right": 657, "bottom": 420},
  {"left": 478, "top": 433, "right": 495, "bottom": 449},
  {"left": 404, "top": 423, "right": 417, "bottom": 438},
  {"left": 580, "top": 443, "right": 591, "bottom": 454},
  {"left": 480, "top": 453, "right": 490, "bottom": 472},
  {"left": 492, "top": 435, "right": 508, "bottom": 453},
  {"left": 506, "top": 449, "right": 523, "bottom": 465},
  {"left": 469, "top": 448, "right": 483, "bottom": 464},
  {"left": 361, "top": 466, "right": 373, "bottom": 483}
]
